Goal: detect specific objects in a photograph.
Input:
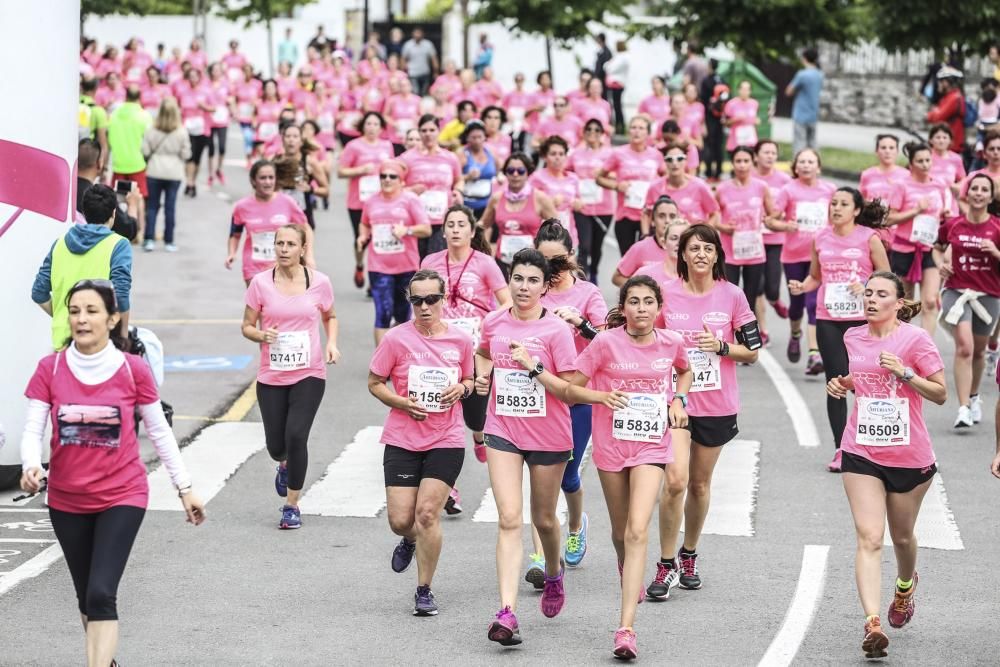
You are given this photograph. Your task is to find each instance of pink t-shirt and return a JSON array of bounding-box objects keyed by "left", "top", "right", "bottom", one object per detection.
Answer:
[
  {"left": 645, "top": 177, "right": 719, "bottom": 224},
  {"left": 339, "top": 138, "right": 395, "bottom": 210},
  {"left": 859, "top": 165, "right": 910, "bottom": 203},
  {"left": 245, "top": 269, "right": 334, "bottom": 386},
  {"left": 176, "top": 82, "right": 211, "bottom": 136},
  {"left": 501, "top": 90, "right": 534, "bottom": 132},
  {"left": 254, "top": 100, "right": 284, "bottom": 143},
  {"left": 485, "top": 133, "right": 513, "bottom": 168},
  {"left": 930, "top": 151, "right": 966, "bottom": 188},
  {"left": 541, "top": 279, "right": 609, "bottom": 354},
  {"left": 526, "top": 88, "right": 556, "bottom": 133},
  {"left": 659, "top": 279, "right": 756, "bottom": 417},
  {"left": 716, "top": 178, "right": 769, "bottom": 266},
  {"left": 635, "top": 261, "right": 677, "bottom": 292},
  {"left": 605, "top": 145, "right": 666, "bottom": 221},
  {"left": 567, "top": 145, "right": 616, "bottom": 216},
  {"left": 680, "top": 103, "right": 705, "bottom": 139},
  {"left": 536, "top": 116, "right": 584, "bottom": 149},
  {"left": 480, "top": 309, "right": 577, "bottom": 451},
  {"left": 234, "top": 81, "right": 262, "bottom": 123},
  {"left": 814, "top": 225, "right": 878, "bottom": 321},
  {"left": 529, "top": 168, "right": 580, "bottom": 245},
  {"left": 888, "top": 175, "right": 949, "bottom": 252},
  {"left": 723, "top": 98, "right": 759, "bottom": 151},
  {"left": 575, "top": 326, "right": 689, "bottom": 470},
  {"left": 361, "top": 191, "right": 429, "bottom": 274},
  {"left": 617, "top": 236, "right": 667, "bottom": 277},
  {"left": 384, "top": 93, "right": 422, "bottom": 143},
  {"left": 25, "top": 352, "right": 157, "bottom": 513},
  {"left": 574, "top": 97, "right": 613, "bottom": 127},
  {"left": 756, "top": 169, "right": 792, "bottom": 245},
  {"left": 421, "top": 249, "right": 507, "bottom": 320},
  {"left": 841, "top": 323, "right": 943, "bottom": 469},
  {"left": 638, "top": 95, "right": 673, "bottom": 135},
  {"left": 369, "top": 322, "right": 475, "bottom": 452},
  {"left": 399, "top": 148, "right": 462, "bottom": 225},
  {"left": 232, "top": 194, "right": 309, "bottom": 281},
  {"left": 775, "top": 179, "right": 837, "bottom": 263},
  {"left": 430, "top": 73, "right": 461, "bottom": 100},
  {"left": 495, "top": 194, "right": 543, "bottom": 262}
]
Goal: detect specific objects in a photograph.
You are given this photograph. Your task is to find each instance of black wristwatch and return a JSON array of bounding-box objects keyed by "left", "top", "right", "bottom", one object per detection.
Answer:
[{"left": 528, "top": 362, "right": 544, "bottom": 379}]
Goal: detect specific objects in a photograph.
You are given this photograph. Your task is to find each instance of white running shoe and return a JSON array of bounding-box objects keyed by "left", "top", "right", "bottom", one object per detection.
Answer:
[
  {"left": 142, "top": 239, "right": 155, "bottom": 252},
  {"left": 970, "top": 394, "right": 983, "bottom": 423},
  {"left": 954, "top": 405, "right": 973, "bottom": 429}
]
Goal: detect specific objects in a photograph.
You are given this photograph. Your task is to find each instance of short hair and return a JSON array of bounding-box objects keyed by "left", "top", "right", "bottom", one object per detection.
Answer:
[
  {"left": 78, "top": 139, "right": 102, "bottom": 171},
  {"left": 80, "top": 77, "right": 98, "bottom": 94},
  {"left": 126, "top": 86, "right": 141, "bottom": 102},
  {"left": 456, "top": 100, "right": 477, "bottom": 114},
  {"left": 409, "top": 269, "right": 446, "bottom": 294},
  {"left": 81, "top": 184, "right": 117, "bottom": 225},
  {"left": 802, "top": 47, "right": 819, "bottom": 65}
]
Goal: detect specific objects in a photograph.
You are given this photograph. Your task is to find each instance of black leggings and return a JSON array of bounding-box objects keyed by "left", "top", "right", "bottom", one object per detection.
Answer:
[
  {"left": 724, "top": 262, "right": 766, "bottom": 311},
  {"left": 761, "top": 244, "right": 784, "bottom": 303},
  {"left": 49, "top": 505, "right": 145, "bottom": 621},
  {"left": 614, "top": 218, "right": 641, "bottom": 256},
  {"left": 257, "top": 376, "right": 326, "bottom": 490},
  {"left": 575, "top": 212, "right": 611, "bottom": 283},
  {"left": 208, "top": 126, "right": 227, "bottom": 158},
  {"left": 816, "top": 319, "right": 866, "bottom": 449}
]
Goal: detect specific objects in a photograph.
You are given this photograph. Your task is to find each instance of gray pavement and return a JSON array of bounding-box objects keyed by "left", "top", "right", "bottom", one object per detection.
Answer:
[{"left": 2, "top": 135, "right": 999, "bottom": 665}]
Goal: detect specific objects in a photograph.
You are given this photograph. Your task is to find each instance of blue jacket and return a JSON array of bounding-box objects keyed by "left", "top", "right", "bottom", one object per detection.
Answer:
[{"left": 32, "top": 224, "right": 133, "bottom": 311}]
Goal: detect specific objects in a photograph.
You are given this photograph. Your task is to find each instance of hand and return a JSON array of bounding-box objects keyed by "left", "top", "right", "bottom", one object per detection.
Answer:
[
  {"left": 402, "top": 397, "right": 429, "bottom": 421},
  {"left": 552, "top": 194, "right": 565, "bottom": 208},
  {"left": 827, "top": 375, "right": 851, "bottom": 399},
  {"left": 392, "top": 223, "right": 408, "bottom": 239},
  {"left": 440, "top": 383, "right": 465, "bottom": 407},
  {"left": 296, "top": 180, "right": 311, "bottom": 193},
  {"left": 508, "top": 341, "right": 537, "bottom": 371},
  {"left": 601, "top": 390, "right": 630, "bottom": 410},
  {"left": 695, "top": 324, "right": 721, "bottom": 354},
  {"left": 848, "top": 281, "right": 864, "bottom": 296},
  {"left": 356, "top": 235, "right": 369, "bottom": 252},
  {"left": 475, "top": 374, "right": 491, "bottom": 396},
  {"left": 788, "top": 280, "right": 804, "bottom": 296},
  {"left": 410, "top": 183, "right": 427, "bottom": 195},
  {"left": 668, "top": 401, "right": 689, "bottom": 428},
  {"left": 939, "top": 262, "right": 953, "bottom": 281},
  {"left": 325, "top": 343, "right": 341, "bottom": 364},
  {"left": 991, "top": 451, "right": 1000, "bottom": 479},
  {"left": 180, "top": 493, "right": 206, "bottom": 525},
  {"left": 553, "top": 306, "right": 583, "bottom": 327},
  {"left": 224, "top": 254, "right": 236, "bottom": 270},
  {"left": 125, "top": 183, "right": 142, "bottom": 209},
  {"left": 20, "top": 467, "right": 44, "bottom": 494},
  {"left": 716, "top": 222, "right": 736, "bottom": 236},
  {"left": 467, "top": 168, "right": 480, "bottom": 181},
  {"left": 980, "top": 239, "right": 998, "bottom": 256},
  {"left": 784, "top": 220, "right": 799, "bottom": 232},
  {"left": 878, "top": 351, "right": 906, "bottom": 378},
  {"left": 260, "top": 327, "right": 279, "bottom": 345},
  {"left": 362, "top": 163, "right": 375, "bottom": 175},
  {"left": 572, "top": 197, "right": 584, "bottom": 211},
  {"left": 616, "top": 181, "right": 629, "bottom": 194}
]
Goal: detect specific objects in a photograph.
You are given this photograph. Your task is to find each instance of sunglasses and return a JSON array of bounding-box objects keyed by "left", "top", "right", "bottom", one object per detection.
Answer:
[
  {"left": 72, "top": 278, "right": 115, "bottom": 291},
  {"left": 505, "top": 167, "right": 527, "bottom": 176},
  {"left": 379, "top": 173, "right": 400, "bottom": 180},
  {"left": 553, "top": 102, "right": 568, "bottom": 108},
  {"left": 665, "top": 156, "right": 686, "bottom": 163},
  {"left": 408, "top": 294, "right": 445, "bottom": 306}
]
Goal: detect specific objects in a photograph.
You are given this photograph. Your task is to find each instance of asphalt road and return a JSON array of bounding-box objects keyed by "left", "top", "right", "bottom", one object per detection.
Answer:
[{"left": 1, "top": 136, "right": 998, "bottom": 666}]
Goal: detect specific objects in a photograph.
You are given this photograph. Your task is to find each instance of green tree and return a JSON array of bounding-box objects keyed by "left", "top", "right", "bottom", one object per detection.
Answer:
[
  {"left": 82, "top": 0, "right": 191, "bottom": 19},
  {"left": 216, "top": 0, "right": 318, "bottom": 76},
  {"left": 869, "top": 0, "right": 998, "bottom": 60}
]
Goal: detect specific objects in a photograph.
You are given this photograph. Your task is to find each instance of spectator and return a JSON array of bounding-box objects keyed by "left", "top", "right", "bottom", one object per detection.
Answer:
[
  {"left": 142, "top": 97, "right": 191, "bottom": 252},
  {"left": 107, "top": 86, "right": 152, "bottom": 234},
  {"left": 989, "top": 44, "right": 1000, "bottom": 82},
  {"left": 32, "top": 184, "right": 134, "bottom": 350},
  {"left": 308, "top": 25, "right": 331, "bottom": 53},
  {"left": 153, "top": 42, "right": 167, "bottom": 71},
  {"left": 473, "top": 33, "right": 493, "bottom": 79},
  {"left": 79, "top": 78, "right": 109, "bottom": 171},
  {"left": 387, "top": 27, "right": 405, "bottom": 60},
  {"left": 439, "top": 99, "right": 479, "bottom": 149},
  {"left": 699, "top": 58, "right": 726, "bottom": 181},
  {"left": 594, "top": 33, "right": 612, "bottom": 92},
  {"left": 681, "top": 41, "right": 709, "bottom": 90},
  {"left": 786, "top": 47, "right": 824, "bottom": 154},
  {"left": 605, "top": 40, "right": 630, "bottom": 135},
  {"left": 76, "top": 139, "right": 139, "bottom": 241},
  {"left": 926, "top": 66, "right": 966, "bottom": 153},
  {"left": 402, "top": 28, "right": 438, "bottom": 97},
  {"left": 365, "top": 31, "right": 387, "bottom": 61},
  {"left": 278, "top": 27, "right": 298, "bottom": 66}
]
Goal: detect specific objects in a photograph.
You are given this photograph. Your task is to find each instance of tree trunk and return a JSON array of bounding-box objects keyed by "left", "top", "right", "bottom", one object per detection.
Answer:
[
  {"left": 267, "top": 18, "right": 275, "bottom": 78},
  {"left": 545, "top": 35, "right": 553, "bottom": 88},
  {"left": 461, "top": 0, "right": 470, "bottom": 69}
]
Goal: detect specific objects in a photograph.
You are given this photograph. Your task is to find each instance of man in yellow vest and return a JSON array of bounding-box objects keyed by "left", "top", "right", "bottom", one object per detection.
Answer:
[{"left": 32, "top": 184, "right": 133, "bottom": 349}]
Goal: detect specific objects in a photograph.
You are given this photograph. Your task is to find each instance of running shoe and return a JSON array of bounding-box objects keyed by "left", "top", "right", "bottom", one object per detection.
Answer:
[
  {"left": 414, "top": 585, "right": 438, "bottom": 616},
  {"left": 190, "top": 185, "right": 197, "bottom": 198},
  {"left": 274, "top": 464, "right": 288, "bottom": 497},
  {"left": 564, "top": 512, "right": 588, "bottom": 567},
  {"left": 487, "top": 606, "right": 521, "bottom": 646},
  {"left": 474, "top": 439, "right": 487, "bottom": 463},
  {"left": 954, "top": 405, "right": 973, "bottom": 429},
  {"left": 805, "top": 352, "right": 824, "bottom": 376},
  {"left": 353, "top": 266, "right": 365, "bottom": 289},
  {"left": 444, "top": 487, "right": 463, "bottom": 515},
  {"left": 613, "top": 627, "right": 638, "bottom": 661},
  {"left": 887, "top": 572, "right": 917, "bottom": 628},
  {"left": 216, "top": 169, "right": 225, "bottom": 185},
  {"left": 787, "top": 334, "right": 802, "bottom": 363},
  {"left": 971, "top": 394, "right": 983, "bottom": 423},
  {"left": 862, "top": 616, "right": 889, "bottom": 659},
  {"left": 771, "top": 300, "right": 789, "bottom": 319},
  {"left": 391, "top": 537, "right": 417, "bottom": 573},
  {"left": 987, "top": 347, "right": 999, "bottom": 375},
  {"left": 165, "top": 243, "right": 178, "bottom": 253},
  {"left": 540, "top": 566, "right": 565, "bottom": 618},
  {"left": 279, "top": 504, "right": 301, "bottom": 529},
  {"left": 646, "top": 560, "right": 680, "bottom": 601},
  {"left": 827, "top": 449, "right": 843, "bottom": 473},
  {"left": 207, "top": 174, "right": 214, "bottom": 187},
  {"left": 143, "top": 239, "right": 155, "bottom": 252},
  {"left": 678, "top": 551, "right": 701, "bottom": 590},
  {"left": 524, "top": 553, "right": 545, "bottom": 590}
]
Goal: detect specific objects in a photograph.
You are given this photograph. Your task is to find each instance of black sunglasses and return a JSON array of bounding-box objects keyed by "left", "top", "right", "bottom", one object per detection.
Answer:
[
  {"left": 379, "top": 173, "right": 400, "bottom": 180},
  {"left": 72, "top": 278, "right": 115, "bottom": 291},
  {"left": 505, "top": 167, "right": 527, "bottom": 176},
  {"left": 408, "top": 294, "right": 445, "bottom": 306}
]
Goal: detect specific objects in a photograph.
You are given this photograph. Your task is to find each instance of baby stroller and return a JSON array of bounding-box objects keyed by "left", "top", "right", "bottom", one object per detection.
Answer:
[{"left": 129, "top": 326, "right": 174, "bottom": 430}]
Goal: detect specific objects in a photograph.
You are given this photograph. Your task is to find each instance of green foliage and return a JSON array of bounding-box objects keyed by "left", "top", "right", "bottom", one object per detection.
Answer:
[
  {"left": 215, "top": 0, "right": 318, "bottom": 27},
  {"left": 868, "top": 0, "right": 999, "bottom": 56},
  {"left": 418, "top": 0, "right": 456, "bottom": 20},
  {"left": 82, "top": 0, "right": 192, "bottom": 17},
  {"left": 472, "top": 0, "right": 627, "bottom": 46}
]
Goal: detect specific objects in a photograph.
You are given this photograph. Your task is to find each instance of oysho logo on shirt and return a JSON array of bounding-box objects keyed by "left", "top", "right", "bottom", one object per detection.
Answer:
[
  {"left": 610, "top": 361, "right": 639, "bottom": 370},
  {"left": 849, "top": 354, "right": 865, "bottom": 362},
  {"left": 841, "top": 248, "right": 864, "bottom": 259},
  {"left": 404, "top": 351, "right": 433, "bottom": 360},
  {"left": 664, "top": 312, "right": 689, "bottom": 321}
]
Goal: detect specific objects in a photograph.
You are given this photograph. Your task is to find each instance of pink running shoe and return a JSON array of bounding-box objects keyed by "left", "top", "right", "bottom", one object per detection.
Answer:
[
  {"left": 540, "top": 567, "right": 565, "bottom": 618},
  {"left": 488, "top": 606, "right": 521, "bottom": 646},
  {"left": 216, "top": 169, "right": 225, "bottom": 185},
  {"left": 772, "top": 300, "right": 789, "bottom": 319},
  {"left": 444, "top": 487, "right": 463, "bottom": 515},
  {"left": 887, "top": 572, "right": 918, "bottom": 628},
  {"left": 827, "top": 449, "right": 843, "bottom": 473},
  {"left": 474, "top": 439, "right": 487, "bottom": 463},
  {"left": 613, "top": 627, "right": 637, "bottom": 660},
  {"left": 207, "top": 174, "right": 214, "bottom": 187}
]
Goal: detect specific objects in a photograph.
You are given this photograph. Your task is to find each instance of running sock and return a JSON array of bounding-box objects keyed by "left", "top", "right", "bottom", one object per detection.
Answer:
[
  {"left": 865, "top": 614, "right": 879, "bottom": 625},
  {"left": 791, "top": 331, "right": 802, "bottom": 339},
  {"left": 660, "top": 557, "right": 677, "bottom": 568},
  {"left": 809, "top": 348, "right": 819, "bottom": 355},
  {"left": 990, "top": 342, "right": 999, "bottom": 352},
  {"left": 679, "top": 547, "right": 696, "bottom": 557},
  {"left": 896, "top": 577, "right": 914, "bottom": 591}
]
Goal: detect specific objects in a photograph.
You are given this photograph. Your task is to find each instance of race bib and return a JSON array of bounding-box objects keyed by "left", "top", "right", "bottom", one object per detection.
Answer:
[
  {"left": 420, "top": 190, "right": 448, "bottom": 219},
  {"left": 237, "top": 102, "right": 254, "bottom": 119},
  {"left": 494, "top": 368, "right": 546, "bottom": 417},
  {"left": 856, "top": 397, "right": 910, "bottom": 446},
  {"left": 612, "top": 393, "right": 668, "bottom": 443},
  {"left": 625, "top": 180, "right": 651, "bottom": 209},
  {"left": 673, "top": 348, "right": 722, "bottom": 393},
  {"left": 250, "top": 231, "right": 276, "bottom": 262},
  {"left": 444, "top": 317, "right": 482, "bottom": 347},
  {"left": 823, "top": 282, "right": 863, "bottom": 319},
  {"left": 372, "top": 223, "right": 405, "bottom": 254},
  {"left": 464, "top": 178, "right": 492, "bottom": 199},
  {"left": 732, "top": 229, "right": 764, "bottom": 261},
  {"left": 269, "top": 331, "right": 310, "bottom": 371},
  {"left": 795, "top": 201, "right": 827, "bottom": 233},
  {"left": 734, "top": 124, "right": 756, "bottom": 146},
  {"left": 910, "top": 214, "right": 939, "bottom": 247},
  {"left": 358, "top": 174, "right": 380, "bottom": 202},
  {"left": 407, "top": 365, "right": 459, "bottom": 413},
  {"left": 318, "top": 113, "right": 335, "bottom": 132},
  {"left": 258, "top": 121, "right": 278, "bottom": 140},
  {"left": 499, "top": 234, "right": 532, "bottom": 264},
  {"left": 184, "top": 116, "right": 205, "bottom": 135},
  {"left": 580, "top": 178, "right": 601, "bottom": 205},
  {"left": 212, "top": 105, "right": 230, "bottom": 125}
]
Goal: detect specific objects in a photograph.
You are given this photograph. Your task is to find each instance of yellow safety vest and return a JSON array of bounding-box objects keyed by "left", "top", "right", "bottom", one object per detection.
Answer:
[{"left": 49, "top": 233, "right": 121, "bottom": 349}]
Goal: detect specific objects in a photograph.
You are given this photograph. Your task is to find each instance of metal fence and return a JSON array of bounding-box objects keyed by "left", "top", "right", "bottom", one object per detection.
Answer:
[{"left": 818, "top": 42, "right": 993, "bottom": 79}]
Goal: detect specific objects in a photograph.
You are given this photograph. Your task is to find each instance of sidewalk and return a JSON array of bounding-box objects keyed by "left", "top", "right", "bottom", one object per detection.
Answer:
[{"left": 770, "top": 117, "right": 916, "bottom": 153}]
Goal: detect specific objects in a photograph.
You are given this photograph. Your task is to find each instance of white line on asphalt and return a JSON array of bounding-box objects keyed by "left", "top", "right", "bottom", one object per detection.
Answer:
[
  {"left": 0, "top": 539, "right": 57, "bottom": 544},
  {"left": 0, "top": 509, "right": 48, "bottom": 513},
  {"left": 680, "top": 439, "right": 760, "bottom": 537},
  {"left": 300, "top": 427, "right": 386, "bottom": 517},
  {"left": 0, "top": 544, "right": 63, "bottom": 597},
  {"left": 0, "top": 493, "right": 34, "bottom": 507},
  {"left": 757, "top": 349, "right": 821, "bottom": 448},
  {"left": 758, "top": 544, "right": 830, "bottom": 667},
  {"left": 147, "top": 422, "right": 266, "bottom": 511},
  {"left": 883, "top": 474, "right": 964, "bottom": 551}
]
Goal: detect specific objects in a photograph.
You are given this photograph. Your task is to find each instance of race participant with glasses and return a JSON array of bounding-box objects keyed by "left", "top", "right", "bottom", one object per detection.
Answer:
[
  {"left": 613, "top": 195, "right": 685, "bottom": 287},
  {"left": 826, "top": 271, "right": 946, "bottom": 660},
  {"left": 596, "top": 116, "right": 666, "bottom": 255},
  {"left": 357, "top": 160, "right": 433, "bottom": 346},
  {"left": 567, "top": 118, "right": 615, "bottom": 282},
  {"left": 885, "top": 142, "right": 949, "bottom": 335},
  {"left": 337, "top": 111, "right": 395, "bottom": 289},
  {"left": 647, "top": 224, "right": 761, "bottom": 599},
  {"left": 532, "top": 95, "right": 583, "bottom": 154},
  {"left": 242, "top": 225, "right": 339, "bottom": 529},
  {"left": 788, "top": 189, "right": 891, "bottom": 472},
  {"left": 20, "top": 279, "right": 205, "bottom": 667},
  {"left": 642, "top": 143, "right": 719, "bottom": 233},
  {"left": 770, "top": 148, "right": 837, "bottom": 374},
  {"left": 529, "top": 136, "right": 582, "bottom": 247},
  {"left": 477, "top": 249, "right": 578, "bottom": 648},
  {"left": 368, "top": 270, "right": 475, "bottom": 617},
  {"left": 754, "top": 139, "right": 792, "bottom": 337},
  {"left": 935, "top": 174, "right": 1000, "bottom": 428},
  {"left": 225, "top": 160, "right": 315, "bottom": 286}
]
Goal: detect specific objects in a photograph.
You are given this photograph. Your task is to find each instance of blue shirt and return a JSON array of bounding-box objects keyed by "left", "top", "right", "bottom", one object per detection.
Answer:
[
  {"left": 789, "top": 67, "right": 824, "bottom": 125},
  {"left": 278, "top": 40, "right": 298, "bottom": 66}
]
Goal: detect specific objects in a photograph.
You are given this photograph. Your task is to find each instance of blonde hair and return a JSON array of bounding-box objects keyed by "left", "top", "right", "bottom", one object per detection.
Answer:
[{"left": 155, "top": 97, "right": 181, "bottom": 133}]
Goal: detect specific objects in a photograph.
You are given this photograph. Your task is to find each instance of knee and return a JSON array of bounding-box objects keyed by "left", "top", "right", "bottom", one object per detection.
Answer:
[
  {"left": 890, "top": 531, "right": 915, "bottom": 552},
  {"left": 387, "top": 509, "right": 414, "bottom": 535},
  {"left": 624, "top": 523, "right": 648, "bottom": 548},
  {"left": 666, "top": 472, "right": 688, "bottom": 498},
  {"left": 955, "top": 340, "right": 974, "bottom": 360},
  {"left": 531, "top": 512, "right": 558, "bottom": 535},
  {"left": 414, "top": 503, "right": 440, "bottom": 532},
  {"left": 857, "top": 530, "right": 884, "bottom": 554},
  {"left": 497, "top": 510, "right": 522, "bottom": 533},
  {"left": 687, "top": 478, "right": 710, "bottom": 499}
]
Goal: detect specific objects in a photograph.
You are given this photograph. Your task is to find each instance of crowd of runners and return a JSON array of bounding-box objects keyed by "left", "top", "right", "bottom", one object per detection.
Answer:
[{"left": 14, "top": 31, "right": 1000, "bottom": 665}]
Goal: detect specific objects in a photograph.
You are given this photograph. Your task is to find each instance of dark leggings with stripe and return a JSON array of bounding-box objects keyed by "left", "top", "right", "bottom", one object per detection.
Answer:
[{"left": 257, "top": 376, "right": 326, "bottom": 490}]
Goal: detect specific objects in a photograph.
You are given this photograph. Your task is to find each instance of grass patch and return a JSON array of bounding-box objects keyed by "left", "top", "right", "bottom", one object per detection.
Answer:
[{"left": 775, "top": 142, "right": 907, "bottom": 176}]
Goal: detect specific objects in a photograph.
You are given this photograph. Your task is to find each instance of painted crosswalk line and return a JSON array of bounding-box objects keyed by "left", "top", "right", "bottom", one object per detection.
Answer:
[
  {"left": 680, "top": 439, "right": 761, "bottom": 537},
  {"left": 883, "top": 474, "right": 963, "bottom": 551},
  {"left": 299, "top": 426, "right": 386, "bottom": 517},
  {"left": 757, "top": 349, "right": 821, "bottom": 448}
]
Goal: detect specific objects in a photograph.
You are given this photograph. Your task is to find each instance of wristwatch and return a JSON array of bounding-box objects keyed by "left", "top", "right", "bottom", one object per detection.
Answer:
[
  {"left": 672, "top": 394, "right": 688, "bottom": 409},
  {"left": 528, "top": 362, "right": 544, "bottom": 379},
  {"left": 901, "top": 367, "right": 915, "bottom": 382}
]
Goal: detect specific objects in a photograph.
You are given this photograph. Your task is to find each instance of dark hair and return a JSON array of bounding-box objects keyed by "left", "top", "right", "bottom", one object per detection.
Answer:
[
  {"left": 81, "top": 184, "right": 117, "bottom": 225},
  {"left": 835, "top": 187, "right": 889, "bottom": 228},
  {"left": 503, "top": 152, "right": 535, "bottom": 173},
  {"left": 731, "top": 145, "right": 756, "bottom": 162},
  {"left": 660, "top": 119, "right": 682, "bottom": 137},
  {"left": 866, "top": 271, "right": 921, "bottom": 323},
  {"left": 652, "top": 75, "right": 666, "bottom": 86},
  {"left": 536, "top": 70, "right": 551, "bottom": 85},
  {"left": 927, "top": 123, "right": 952, "bottom": 140},
  {"left": 443, "top": 204, "right": 492, "bottom": 255},
  {"left": 663, "top": 140, "right": 689, "bottom": 156},
  {"left": 966, "top": 173, "right": 1000, "bottom": 216},
  {"left": 802, "top": 47, "right": 819, "bottom": 65},
  {"left": 606, "top": 275, "right": 663, "bottom": 329},
  {"left": 651, "top": 195, "right": 680, "bottom": 219},
  {"left": 580, "top": 68, "right": 594, "bottom": 78},
  {"left": 874, "top": 133, "right": 899, "bottom": 150},
  {"left": 459, "top": 119, "right": 486, "bottom": 144},
  {"left": 583, "top": 118, "right": 605, "bottom": 133},
  {"left": 540, "top": 135, "right": 569, "bottom": 156},
  {"left": 356, "top": 110, "right": 386, "bottom": 133},
  {"left": 418, "top": 113, "right": 440, "bottom": 129},
  {"left": 984, "top": 129, "right": 1000, "bottom": 149},
  {"left": 630, "top": 115, "right": 652, "bottom": 133},
  {"left": 78, "top": 138, "right": 102, "bottom": 171},
  {"left": 902, "top": 141, "right": 931, "bottom": 165},
  {"left": 791, "top": 148, "right": 822, "bottom": 178},
  {"left": 481, "top": 105, "right": 506, "bottom": 124},
  {"left": 250, "top": 159, "right": 275, "bottom": 180},
  {"left": 301, "top": 119, "right": 321, "bottom": 136},
  {"left": 64, "top": 280, "right": 128, "bottom": 351},
  {"left": 456, "top": 100, "right": 477, "bottom": 115},
  {"left": 262, "top": 78, "right": 278, "bottom": 93},
  {"left": 276, "top": 224, "right": 308, "bottom": 265},
  {"left": 125, "top": 86, "right": 141, "bottom": 102},
  {"left": 677, "top": 224, "right": 726, "bottom": 282},
  {"left": 754, "top": 139, "right": 779, "bottom": 154},
  {"left": 533, "top": 219, "right": 582, "bottom": 280},
  {"left": 510, "top": 248, "right": 553, "bottom": 284},
  {"left": 408, "top": 268, "right": 446, "bottom": 295},
  {"left": 80, "top": 77, "right": 99, "bottom": 94}
]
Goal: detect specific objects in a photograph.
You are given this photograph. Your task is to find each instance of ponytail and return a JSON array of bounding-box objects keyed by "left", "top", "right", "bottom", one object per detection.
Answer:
[
  {"left": 837, "top": 187, "right": 889, "bottom": 229},
  {"left": 897, "top": 299, "right": 922, "bottom": 323},
  {"left": 534, "top": 218, "right": 585, "bottom": 281},
  {"left": 472, "top": 224, "right": 493, "bottom": 256}
]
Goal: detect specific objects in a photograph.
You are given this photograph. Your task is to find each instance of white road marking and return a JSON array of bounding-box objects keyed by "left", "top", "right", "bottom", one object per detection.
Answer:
[
  {"left": 757, "top": 349, "right": 821, "bottom": 448},
  {"left": 147, "top": 422, "right": 266, "bottom": 511},
  {"left": 0, "top": 493, "right": 36, "bottom": 507},
  {"left": 0, "top": 509, "right": 48, "bottom": 513},
  {"left": 758, "top": 544, "right": 830, "bottom": 667},
  {"left": 0, "top": 538, "right": 56, "bottom": 544},
  {"left": 680, "top": 439, "right": 760, "bottom": 537},
  {"left": 0, "top": 543, "right": 63, "bottom": 596},
  {"left": 300, "top": 427, "right": 386, "bottom": 517},
  {"left": 883, "top": 474, "right": 964, "bottom": 551}
]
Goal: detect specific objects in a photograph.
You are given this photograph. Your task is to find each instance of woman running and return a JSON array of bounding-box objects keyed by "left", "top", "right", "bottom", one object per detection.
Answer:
[
  {"left": 886, "top": 141, "right": 949, "bottom": 334},
  {"left": 206, "top": 62, "right": 231, "bottom": 187},
  {"left": 273, "top": 123, "right": 329, "bottom": 229},
  {"left": 226, "top": 160, "right": 315, "bottom": 285},
  {"left": 457, "top": 120, "right": 496, "bottom": 220},
  {"left": 368, "top": 269, "right": 475, "bottom": 616},
  {"left": 826, "top": 271, "right": 946, "bottom": 660},
  {"left": 936, "top": 173, "right": 1000, "bottom": 428},
  {"left": 337, "top": 111, "right": 395, "bottom": 289},
  {"left": 356, "top": 159, "right": 433, "bottom": 345},
  {"left": 242, "top": 225, "right": 339, "bottom": 529},
  {"left": 723, "top": 81, "right": 759, "bottom": 155},
  {"left": 635, "top": 214, "right": 688, "bottom": 290},
  {"left": 480, "top": 153, "right": 557, "bottom": 272},
  {"left": 642, "top": 143, "right": 719, "bottom": 230},
  {"left": 928, "top": 124, "right": 966, "bottom": 196},
  {"left": 529, "top": 136, "right": 581, "bottom": 246},
  {"left": 482, "top": 106, "right": 513, "bottom": 168},
  {"left": 233, "top": 64, "right": 261, "bottom": 167},
  {"left": 860, "top": 134, "right": 909, "bottom": 204},
  {"left": 614, "top": 195, "right": 686, "bottom": 286},
  {"left": 788, "top": 188, "right": 891, "bottom": 471},
  {"left": 477, "top": 249, "right": 577, "bottom": 647},
  {"left": 20, "top": 280, "right": 205, "bottom": 667},
  {"left": 647, "top": 224, "right": 761, "bottom": 599},
  {"left": 567, "top": 118, "right": 615, "bottom": 282},
  {"left": 754, "top": 139, "right": 793, "bottom": 339}
]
